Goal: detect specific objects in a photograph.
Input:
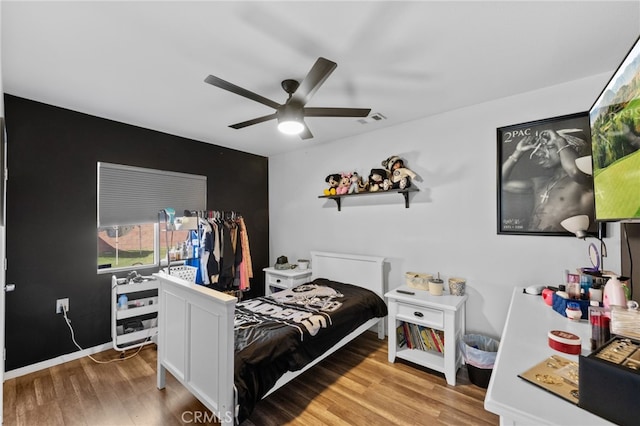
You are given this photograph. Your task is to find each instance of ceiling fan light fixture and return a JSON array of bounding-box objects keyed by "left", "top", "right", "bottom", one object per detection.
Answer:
[
  {"left": 277, "top": 118, "right": 304, "bottom": 135},
  {"left": 277, "top": 106, "right": 304, "bottom": 135}
]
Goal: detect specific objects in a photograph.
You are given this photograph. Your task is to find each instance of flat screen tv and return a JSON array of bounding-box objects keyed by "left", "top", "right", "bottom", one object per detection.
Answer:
[{"left": 590, "top": 36, "right": 640, "bottom": 222}]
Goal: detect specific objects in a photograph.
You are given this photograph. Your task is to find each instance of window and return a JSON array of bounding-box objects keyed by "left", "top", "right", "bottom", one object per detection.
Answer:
[
  {"left": 97, "top": 162, "right": 206, "bottom": 273},
  {"left": 98, "top": 223, "right": 158, "bottom": 271}
]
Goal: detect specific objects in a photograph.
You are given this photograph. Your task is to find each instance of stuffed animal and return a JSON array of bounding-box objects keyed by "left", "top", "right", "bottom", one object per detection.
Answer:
[
  {"left": 368, "top": 168, "right": 390, "bottom": 192},
  {"left": 324, "top": 173, "right": 341, "bottom": 195},
  {"left": 382, "top": 155, "right": 417, "bottom": 189},
  {"left": 390, "top": 167, "right": 417, "bottom": 189},
  {"left": 348, "top": 172, "right": 361, "bottom": 194},
  {"left": 336, "top": 172, "right": 351, "bottom": 195},
  {"left": 358, "top": 175, "right": 369, "bottom": 192}
]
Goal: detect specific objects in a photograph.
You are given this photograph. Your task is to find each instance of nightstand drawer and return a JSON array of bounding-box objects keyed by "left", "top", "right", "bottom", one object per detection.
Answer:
[
  {"left": 268, "top": 274, "right": 292, "bottom": 286},
  {"left": 396, "top": 302, "right": 444, "bottom": 328},
  {"left": 267, "top": 274, "right": 309, "bottom": 287},
  {"left": 263, "top": 267, "right": 312, "bottom": 296}
]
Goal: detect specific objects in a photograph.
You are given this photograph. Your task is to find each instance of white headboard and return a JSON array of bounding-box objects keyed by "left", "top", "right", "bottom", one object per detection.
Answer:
[{"left": 310, "top": 251, "right": 386, "bottom": 297}]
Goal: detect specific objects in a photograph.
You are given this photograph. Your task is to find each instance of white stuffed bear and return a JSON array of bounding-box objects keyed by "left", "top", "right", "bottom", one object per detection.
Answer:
[{"left": 382, "top": 155, "right": 417, "bottom": 190}]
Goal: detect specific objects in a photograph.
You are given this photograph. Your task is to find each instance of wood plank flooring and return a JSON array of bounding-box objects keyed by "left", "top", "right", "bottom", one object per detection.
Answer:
[{"left": 3, "top": 332, "right": 499, "bottom": 425}]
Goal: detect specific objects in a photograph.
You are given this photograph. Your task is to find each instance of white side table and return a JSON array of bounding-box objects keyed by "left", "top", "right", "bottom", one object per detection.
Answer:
[
  {"left": 263, "top": 267, "right": 312, "bottom": 296},
  {"left": 385, "top": 286, "right": 467, "bottom": 386}
]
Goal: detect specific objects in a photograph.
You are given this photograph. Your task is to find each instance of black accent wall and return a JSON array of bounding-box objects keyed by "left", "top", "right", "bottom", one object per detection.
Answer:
[{"left": 4, "top": 94, "right": 269, "bottom": 370}]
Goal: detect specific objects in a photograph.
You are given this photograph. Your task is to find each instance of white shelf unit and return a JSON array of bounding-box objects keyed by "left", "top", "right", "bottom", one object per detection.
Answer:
[
  {"left": 111, "top": 275, "right": 159, "bottom": 351},
  {"left": 386, "top": 286, "right": 467, "bottom": 386}
]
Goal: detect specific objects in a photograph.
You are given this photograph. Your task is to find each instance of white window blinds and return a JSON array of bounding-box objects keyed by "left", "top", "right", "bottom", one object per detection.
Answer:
[{"left": 97, "top": 162, "right": 206, "bottom": 227}]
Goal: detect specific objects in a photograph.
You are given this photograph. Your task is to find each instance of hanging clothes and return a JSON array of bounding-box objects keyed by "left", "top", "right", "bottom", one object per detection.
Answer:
[
  {"left": 198, "top": 217, "right": 212, "bottom": 285},
  {"left": 237, "top": 217, "right": 253, "bottom": 291},
  {"left": 218, "top": 218, "right": 238, "bottom": 289},
  {"left": 206, "top": 216, "right": 221, "bottom": 284},
  {"left": 200, "top": 211, "right": 252, "bottom": 293}
]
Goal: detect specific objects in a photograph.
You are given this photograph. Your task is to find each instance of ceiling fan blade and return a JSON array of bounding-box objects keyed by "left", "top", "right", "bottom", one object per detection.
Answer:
[
  {"left": 205, "top": 75, "right": 281, "bottom": 110},
  {"left": 229, "top": 113, "right": 277, "bottom": 129},
  {"left": 291, "top": 57, "right": 337, "bottom": 106},
  {"left": 304, "top": 107, "right": 371, "bottom": 118},
  {"left": 299, "top": 123, "right": 313, "bottom": 140}
]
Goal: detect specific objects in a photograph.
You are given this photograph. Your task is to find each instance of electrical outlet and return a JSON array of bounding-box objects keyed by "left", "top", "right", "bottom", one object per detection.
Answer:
[{"left": 56, "top": 298, "right": 69, "bottom": 314}]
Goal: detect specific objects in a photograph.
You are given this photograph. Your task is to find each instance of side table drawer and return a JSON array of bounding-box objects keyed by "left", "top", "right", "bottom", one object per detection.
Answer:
[
  {"left": 267, "top": 274, "right": 292, "bottom": 287},
  {"left": 396, "top": 302, "right": 444, "bottom": 329},
  {"left": 263, "top": 267, "right": 312, "bottom": 296},
  {"left": 267, "top": 272, "right": 310, "bottom": 288}
]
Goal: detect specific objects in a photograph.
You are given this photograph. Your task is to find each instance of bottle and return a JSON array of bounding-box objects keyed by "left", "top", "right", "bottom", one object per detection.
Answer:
[
  {"left": 603, "top": 276, "right": 627, "bottom": 309},
  {"left": 118, "top": 294, "right": 128, "bottom": 310},
  {"left": 567, "top": 282, "right": 581, "bottom": 299},
  {"left": 191, "top": 230, "right": 200, "bottom": 258},
  {"left": 590, "top": 304, "right": 610, "bottom": 350},
  {"left": 580, "top": 274, "right": 592, "bottom": 299},
  {"left": 589, "top": 281, "right": 603, "bottom": 303},
  {"left": 580, "top": 288, "right": 588, "bottom": 300},
  {"left": 567, "top": 274, "right": 581, "bottom": 299}
]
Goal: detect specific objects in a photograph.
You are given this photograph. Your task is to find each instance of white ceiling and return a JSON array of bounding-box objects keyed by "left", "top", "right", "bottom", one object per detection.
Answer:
[{"left": 2, "top": 1, "right": 639, "bottom": 157}]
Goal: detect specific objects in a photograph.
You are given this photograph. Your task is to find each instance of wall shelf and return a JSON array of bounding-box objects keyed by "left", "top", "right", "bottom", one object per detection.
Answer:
[{"left": 318, "top": 187, "right": 418, "bottom": 211}]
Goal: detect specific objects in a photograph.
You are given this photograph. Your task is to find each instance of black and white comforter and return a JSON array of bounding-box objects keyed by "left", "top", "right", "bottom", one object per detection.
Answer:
[{"left": 233, "top": 278, "right": 388, "bottom": 422}]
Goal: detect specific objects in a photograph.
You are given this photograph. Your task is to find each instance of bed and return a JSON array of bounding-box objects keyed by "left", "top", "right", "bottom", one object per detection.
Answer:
[{"left": 154, "top": 251, "right": 387, "bottom": 425}]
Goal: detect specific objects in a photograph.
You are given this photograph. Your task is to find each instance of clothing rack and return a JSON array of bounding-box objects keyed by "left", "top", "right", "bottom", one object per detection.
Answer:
[
  {"left": 158, "top": 209, "right": 251, "bottom": 295},
  {"left": 186, "top": 210, "right": 242, "bottom": 221}
]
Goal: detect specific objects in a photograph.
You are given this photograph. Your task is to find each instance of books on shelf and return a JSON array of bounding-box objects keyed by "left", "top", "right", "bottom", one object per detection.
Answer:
[{"left": 396, "top": 322, "right": 445, "bottom": 353}]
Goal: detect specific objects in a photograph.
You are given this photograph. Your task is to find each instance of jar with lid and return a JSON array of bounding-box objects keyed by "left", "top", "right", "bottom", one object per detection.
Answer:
[{"left": 565, "top": 301, "right": 582, "bottom": 321}]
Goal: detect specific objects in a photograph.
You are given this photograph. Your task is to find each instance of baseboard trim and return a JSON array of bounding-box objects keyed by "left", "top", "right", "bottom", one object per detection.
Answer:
[{"left": 4, "top": 342, "right": 113, "bottom": 380}]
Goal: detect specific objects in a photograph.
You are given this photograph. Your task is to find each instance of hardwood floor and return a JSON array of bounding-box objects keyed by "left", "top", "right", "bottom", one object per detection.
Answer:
[{"left": 3, "top": 332, "right": 499, "bottom": 425}]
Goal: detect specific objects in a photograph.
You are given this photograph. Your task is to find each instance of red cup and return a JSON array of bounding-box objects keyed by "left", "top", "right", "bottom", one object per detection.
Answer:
[{"left": 542, "top": 288, "right": 555, "bottom": 306}]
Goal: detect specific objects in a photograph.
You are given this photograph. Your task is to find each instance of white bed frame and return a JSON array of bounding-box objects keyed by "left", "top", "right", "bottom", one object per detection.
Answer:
[{"left": 154, "top": 251, "right": 386, "bottom": 425}]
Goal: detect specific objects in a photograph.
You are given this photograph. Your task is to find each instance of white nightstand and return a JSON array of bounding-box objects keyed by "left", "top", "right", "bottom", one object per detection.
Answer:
[
  {"left": 263, "top": 267, "right": 312, "bottom": 296},
  {"left": 386, "top": 286, "right": 467, "bottom": 386}
]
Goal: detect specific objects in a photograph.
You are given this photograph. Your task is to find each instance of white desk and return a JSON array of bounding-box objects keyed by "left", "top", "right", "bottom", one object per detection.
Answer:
[{"left": 484, "top": 288, "right": 614, "bottom": 426}]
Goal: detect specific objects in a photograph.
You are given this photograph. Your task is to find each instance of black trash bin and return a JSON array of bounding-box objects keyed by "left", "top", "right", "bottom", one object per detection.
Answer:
[{"left": 459, "top": 334, "right": 500, "bottom": 388}]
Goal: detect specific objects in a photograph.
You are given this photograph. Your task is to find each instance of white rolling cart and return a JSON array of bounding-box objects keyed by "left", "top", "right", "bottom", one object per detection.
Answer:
[{"left": 111, "top": 275, "right": 159, "bottom": 351}]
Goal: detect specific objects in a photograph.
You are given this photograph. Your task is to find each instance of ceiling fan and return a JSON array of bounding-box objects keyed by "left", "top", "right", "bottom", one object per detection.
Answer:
[{"left": 204, "top": 57, "right": 371, "bottom": 140}]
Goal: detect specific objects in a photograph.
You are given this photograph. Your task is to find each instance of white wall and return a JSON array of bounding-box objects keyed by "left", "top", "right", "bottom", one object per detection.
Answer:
[{"left": 268, "top": 73, "right": 621, "bottom": 339}]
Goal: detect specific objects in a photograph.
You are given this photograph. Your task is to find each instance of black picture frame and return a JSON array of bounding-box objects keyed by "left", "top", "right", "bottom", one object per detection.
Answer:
[{"left": 497, "top": 112, "right": 599, "bottom": 236}]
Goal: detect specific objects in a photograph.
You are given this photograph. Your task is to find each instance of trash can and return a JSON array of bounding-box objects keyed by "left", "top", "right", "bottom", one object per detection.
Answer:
[{"left": 459, "top": 334, "right": 500, "bottom": 388}]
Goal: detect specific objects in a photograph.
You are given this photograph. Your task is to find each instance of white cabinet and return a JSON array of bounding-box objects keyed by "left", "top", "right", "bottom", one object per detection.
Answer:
[
  {"left": 263, "top": 267, "right": 312, "bottom": 296},
  {"left": 386, "top": 286, "right": 467, "bottom": 386},
  {"left": 111, "top": 275, "right": 159, "bottom": 351}
]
